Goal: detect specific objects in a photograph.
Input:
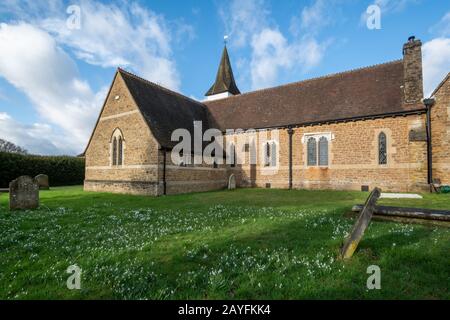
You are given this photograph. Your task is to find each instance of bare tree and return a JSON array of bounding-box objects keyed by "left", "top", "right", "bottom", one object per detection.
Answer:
[{"left": 0, "top": 138, "right": 28, "bottom": 154}]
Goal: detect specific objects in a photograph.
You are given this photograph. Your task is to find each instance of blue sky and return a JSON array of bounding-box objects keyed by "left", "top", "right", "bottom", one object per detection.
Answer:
[{"left": 0, "top": 0, "right": 449, "bottom": 155}]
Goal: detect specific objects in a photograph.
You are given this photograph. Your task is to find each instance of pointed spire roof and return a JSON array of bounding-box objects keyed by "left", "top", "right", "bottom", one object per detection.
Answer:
[{"left": 205, "top": 46, "right": 241, "bottom": 96}]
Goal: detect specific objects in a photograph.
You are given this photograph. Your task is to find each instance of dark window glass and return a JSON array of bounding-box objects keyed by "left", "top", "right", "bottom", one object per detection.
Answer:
[
  {"left": 307, "top": 137, "right": 317, "bottom": 166},
  {"left": 118, "top": 136, "right": 123, "bottom": 165},
  {"left": 231, "top": 144, "right": 236, "bottom": 168},
  {"left": 318, "top": 137, "right": 328, "bottom": 166},
  {"left": 264, "top": 142, "right": 271, "bottom": 167},
  {"left": 379, "top": 132, "right": 387, "bottom": 165},
  {"left": 112, "top": 137, "right": 117, "bottom": 166}
]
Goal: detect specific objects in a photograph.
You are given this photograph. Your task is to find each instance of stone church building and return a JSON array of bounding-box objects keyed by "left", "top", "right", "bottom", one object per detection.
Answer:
[{"left": 84, "top": 37, "right": 450, "bottom": 196}]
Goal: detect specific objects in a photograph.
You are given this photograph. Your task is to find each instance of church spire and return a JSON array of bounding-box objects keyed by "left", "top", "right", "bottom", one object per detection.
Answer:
[{"left": 205, "top": 45, "right": 241, "bottom": 99}]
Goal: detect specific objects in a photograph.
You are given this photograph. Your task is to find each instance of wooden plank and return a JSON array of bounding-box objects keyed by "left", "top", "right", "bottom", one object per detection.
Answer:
[
  {"left": 341, "top": 187, "right": 381, "bottom": 259},
  {"left": 345, "top": 211, "right": 450, "bottom": 228},
  {"left": 352, "top": 205, "right": 450, "bottom": 222}
]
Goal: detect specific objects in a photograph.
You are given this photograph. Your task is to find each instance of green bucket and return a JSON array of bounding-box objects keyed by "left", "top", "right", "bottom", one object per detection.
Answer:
[{"left": 440, "top": 186, "right": 450, "bottom": 194}]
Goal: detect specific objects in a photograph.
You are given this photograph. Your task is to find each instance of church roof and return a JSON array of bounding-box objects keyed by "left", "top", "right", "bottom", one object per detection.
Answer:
[
  {"left": 205, "top": 46, "right": 241, "bottom": 96},
  {"left": 95, "top": 59, "right": 426, "bottom": 152},
  {"left": 204, "top": 60, "right": 425, "bottom": 131},
  {"left": 118, "top": 69, "right": 210, "bottom": 149}
]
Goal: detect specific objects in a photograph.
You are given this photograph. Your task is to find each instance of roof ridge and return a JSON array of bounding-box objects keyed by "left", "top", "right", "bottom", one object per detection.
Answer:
[
  {"left": 117, "top": 68, "right": 206, "bottom": 108},
  {"left": 205, "top": 59, "right": 403, "bottom": 103}
]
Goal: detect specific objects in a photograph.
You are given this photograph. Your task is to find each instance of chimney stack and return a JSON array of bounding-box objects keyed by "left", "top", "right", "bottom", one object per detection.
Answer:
[{"left": 402, "top": 36, "right": 423, "bottom": 104}]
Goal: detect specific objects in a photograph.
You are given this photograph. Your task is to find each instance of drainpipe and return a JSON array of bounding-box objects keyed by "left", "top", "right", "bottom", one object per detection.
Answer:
[
  {"left": 162, "top": 148, "right": 167, "bottom": 195},
  {"left": 424, "top": 98, "right": 435, "bottom": 188},
  {"left": 287, "top": 127, "right": 294, "bottom": 190}
]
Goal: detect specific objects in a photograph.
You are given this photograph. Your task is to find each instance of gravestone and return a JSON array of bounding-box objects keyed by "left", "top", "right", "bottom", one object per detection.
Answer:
[
  {"left": 9, "top": 176, "right": 39, "bottom": 210},
  {"left": 340, "top": 187, "right": 381, "bottom": 259},
  {"left": 228, "top": 174, "right": 236, "bottom": 190},
  {"left": 35, "top": 174, "right": 49, "bottom": 190}
]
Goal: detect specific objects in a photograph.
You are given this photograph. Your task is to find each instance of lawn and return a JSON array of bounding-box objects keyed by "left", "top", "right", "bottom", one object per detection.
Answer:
[{"left": 0, "top": 186, "right": 448, "bottom": 300}]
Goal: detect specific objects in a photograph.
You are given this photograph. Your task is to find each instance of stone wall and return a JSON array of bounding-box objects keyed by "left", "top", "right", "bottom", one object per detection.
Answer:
[
  {"left": 226, "top": 114, "right": 428, "bottom": 192},
  {"left": 162, "top": 151, "right": 229, "bottom": 195},
  {"left": 431, "top": 74, "right": 450, "bottom": 184},
  {"left": 84, "top": 71, "right": 431, "bottom": 196},
  {"left": 84, "top": 73, "right": 161, "bottom": 195}
]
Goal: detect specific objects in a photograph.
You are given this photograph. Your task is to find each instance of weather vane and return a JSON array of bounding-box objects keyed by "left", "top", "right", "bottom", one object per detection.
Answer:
[{"left": 224, "top": 35, "right": 229, "bottom": 45}]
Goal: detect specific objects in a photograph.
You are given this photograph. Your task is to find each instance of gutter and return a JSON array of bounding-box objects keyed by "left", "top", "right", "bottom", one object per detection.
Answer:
[
  {"left": 287, "top": 127, "right": 294, "bottom": 189},
  {"left": 424, "top": 98, "right": 435, "bottom": 188},
  {"left": 217, "top": 109, "right": 427, "bottom": 135}
]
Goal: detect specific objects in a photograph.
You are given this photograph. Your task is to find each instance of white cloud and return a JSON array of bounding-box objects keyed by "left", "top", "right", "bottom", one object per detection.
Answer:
[
  {"left": 360, "top": 0, "right": 418, "bottom": 25},
  {"left": 373, "top": 0, "right": 418, "bottom": 13},
  {"left": 0, "top": 112, "right": 70, "bottom": 155},
  {"left": 296, "top": 0, "right": 332, "bottom": 33},
  {"left": 430, "top": 11, "right": 450, "bottom": 37},
  {"left": 219, "top": 0, "right": 269, "bottom": 48},
  {"left": 250, "top": 29, "right": 328, "bottom": 89},
  {"left": 0, "top": 22, "right": 104, "bottom": 155},
  {"left": 221, "top": 0, "right": 331, "bottom": 90},
  {"left": 40, "top": 0, "right": 181, "bottom": 90},
  {"left": 423, "top": 37, "right": 450, "bottom": 97},
  {"left": 0, "top": 0, "right": 192, "bottom": 155}
]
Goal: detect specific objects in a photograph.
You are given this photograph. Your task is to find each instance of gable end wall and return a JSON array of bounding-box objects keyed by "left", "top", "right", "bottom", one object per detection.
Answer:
[
  {"left": 431, "top": 76, "right": 450, "bottom": 184},
  {"left": 84, "top": 73, "right": 162, "bottom": 196}
]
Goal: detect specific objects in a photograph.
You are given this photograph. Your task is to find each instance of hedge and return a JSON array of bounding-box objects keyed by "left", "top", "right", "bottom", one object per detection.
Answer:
[{"left": 0, "top": 152, "right": 85, "bottom": 188}]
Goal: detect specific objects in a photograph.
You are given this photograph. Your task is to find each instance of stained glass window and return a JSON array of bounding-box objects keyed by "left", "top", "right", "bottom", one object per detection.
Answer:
[
  {"left": 318, "top": 137, "right": 328, "bottom": 166},
  {"left": 264, "top": 142, "right": 271, "bottom": 167},
  {"left": 112, "top": 137, "right": 117, "bottom": 166},
  {"left": 379, "top": 132, "right": 387, "bottom": 165},
  {"left": 271, "top": 142, "right": 277, "bottom": 167},
  {"left": 118, "top": 136, "right": 123, "bottom": 165},
  {"left": 307, "top": 137, "right": 317, "bottom": 166}
]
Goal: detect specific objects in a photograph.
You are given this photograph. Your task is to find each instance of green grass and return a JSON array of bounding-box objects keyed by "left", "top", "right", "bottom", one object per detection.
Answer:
[{"left": 0, "top": 186, "right": 448, "bottom": 300}]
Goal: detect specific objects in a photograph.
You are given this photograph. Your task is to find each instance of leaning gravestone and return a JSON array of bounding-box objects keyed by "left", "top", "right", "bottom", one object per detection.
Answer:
[
  {"left": 228, "top": 174, "right": 236, "bottom": 190},
  {"left": 9, "top": 176, "right": 39, "bottom": 210},
  {"left": 340, "top": 187, "right": 381, "bottom": 259},
  {"left": 35, "top": 174, "right": 49, "bottom": 190}
]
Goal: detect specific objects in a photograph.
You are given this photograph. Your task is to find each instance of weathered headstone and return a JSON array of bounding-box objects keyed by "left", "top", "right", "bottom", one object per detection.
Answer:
[
  {"left": 9, "top": 176, "right": 39, "bottom": 210},
  {"left": 340, "top": 187, "right": 381, "bottom": 259},
  {"left": 228, "top": 174, "right": 236, "bottom": 190},
  {"left": 35, "top": 174, "right": 49, "bottom": 190}
]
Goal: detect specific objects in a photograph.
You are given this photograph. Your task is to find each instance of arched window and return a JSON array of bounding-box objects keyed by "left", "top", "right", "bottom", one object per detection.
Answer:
[
  {"left": 111, "top": 129, "right": 124, "bottom": 166},
  {"left": 264, "top": 142, "right": 271, "bottom": 167},
  {"left": 318, "top": 137, "right": 328, "bottom": 166},
  {"left": 379, "top": 132, "right": 387, "bottom": 165},
  {"left": 307, "top": 137, "right": 317, "bottom": 166},
  {"left": 270, "top": 142, "right": 277, "bottom": 167},
  {"left": 118, "top": 136, "right": 123, "bottom": 165},
  {"left": 230, "top": 143, "right": 236, "bottom": 168},
  {"left": 112, "top": 137, "right": 117, "bottom": 166}
]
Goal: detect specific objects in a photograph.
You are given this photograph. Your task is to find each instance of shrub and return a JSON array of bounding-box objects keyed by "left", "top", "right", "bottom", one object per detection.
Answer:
[{"left": 0, "top": 152, "right": 85, "bottom": 188}]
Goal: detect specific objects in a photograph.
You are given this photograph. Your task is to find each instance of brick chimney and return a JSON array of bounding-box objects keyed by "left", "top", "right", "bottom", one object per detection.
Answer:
[{"left": 402, "top": 36, "right": 424, "bottom": 104}]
